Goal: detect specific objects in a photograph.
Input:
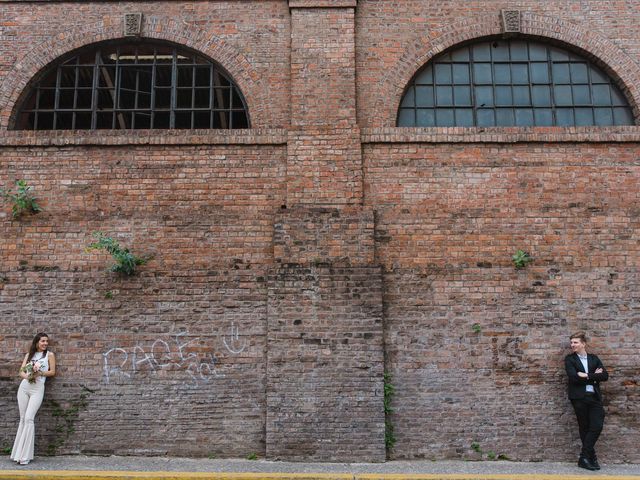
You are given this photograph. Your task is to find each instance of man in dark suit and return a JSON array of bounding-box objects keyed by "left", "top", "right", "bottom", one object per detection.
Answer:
[{"left": 565, "top": 331, "right": 609, "bottom": 471}]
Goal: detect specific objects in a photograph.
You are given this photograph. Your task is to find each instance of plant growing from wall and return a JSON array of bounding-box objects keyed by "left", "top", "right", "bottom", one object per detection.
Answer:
[
  {"left": 46, "top": 386, "right": 93, "bottom": 455},
  {"left": 384, "top": 371, "right": 396, "bottom": 453},
  {"left": 0, "top": 179, "right": 42, "bottom": 219},
  {"left": 512, "top": 250, "right": 533, "bottom": 269},
  {"left": 86, "top": 232, "right": 147, "bottom": 276},
  {"left": 472, "top": 323, "right": 482, "bottom": 334}
]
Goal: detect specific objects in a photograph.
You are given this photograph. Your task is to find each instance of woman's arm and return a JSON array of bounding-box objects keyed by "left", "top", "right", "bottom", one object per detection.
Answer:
[
  {"left": 40, "top": 352, "right": 56, "bottom": 378},
  {"left": 19, "top": 354, "right": 29, "bottom": 379}
]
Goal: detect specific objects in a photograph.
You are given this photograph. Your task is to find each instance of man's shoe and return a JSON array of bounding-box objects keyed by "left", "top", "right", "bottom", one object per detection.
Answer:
[
  {"left": 578, "top": 456, "right": 597, "bottom": 471},
  {"left": 590, "top": 456, "right": 601, "bottom": 470}
]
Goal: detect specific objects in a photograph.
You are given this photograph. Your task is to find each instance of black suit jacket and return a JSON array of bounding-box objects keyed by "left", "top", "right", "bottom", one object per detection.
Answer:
[{"left": 565, "top": 352, "right": 609, "bottom": 401}]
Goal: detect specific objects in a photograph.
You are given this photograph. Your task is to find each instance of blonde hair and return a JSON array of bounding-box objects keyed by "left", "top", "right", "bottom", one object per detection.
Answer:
[{"left": 570, "top": 331, "right": 588, "bottom": 343}]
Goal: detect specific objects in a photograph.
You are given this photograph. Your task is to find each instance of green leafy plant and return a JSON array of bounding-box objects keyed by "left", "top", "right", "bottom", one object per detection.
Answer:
[
  {"left": 0, "top": 179, "right": 42, "bottom": 219},
  {"left": 86, "top": 232, "right": 147, "bottom": 276},
  {"left": 46, "top": 386, "right": 93, "bottom": 455},
  {"left": 384, "top": 371, "right": 396, "bottom": 453},
  {"left": 1, "top": 444, "right": 11, "bottom": 455},
  {"left": 104, "top": 291, "right": 114, "bottom": 299},
  {"left": 471, "top": 323, "right": 481, "bottom": 334},
  {"left": 470, "top": 442, "right": 508, "bottom": 461},
  {"left": 246, "top": 453, "right": 258, "bottom": 460},
  {"left": 512, "top": 250, "right": 533, "bottom": 269}
]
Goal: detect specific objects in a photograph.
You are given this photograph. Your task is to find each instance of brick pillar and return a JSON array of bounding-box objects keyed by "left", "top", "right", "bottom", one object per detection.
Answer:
[{"left": 265, "top": 0, "right": 385, "bottom": 462}]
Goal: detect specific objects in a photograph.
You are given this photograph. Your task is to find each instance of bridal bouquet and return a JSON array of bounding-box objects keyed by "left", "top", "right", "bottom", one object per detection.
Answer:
[{"left": 20, "top": 360, "right": 44, "bottom": 383}]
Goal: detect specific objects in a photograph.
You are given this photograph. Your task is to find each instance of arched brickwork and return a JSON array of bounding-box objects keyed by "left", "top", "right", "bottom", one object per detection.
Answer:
[
  {"left": 0, "top": 15, "right": 269, "bottom": 129},
  {"left": 375, "top": 11, "right": 640, "bottom": 128}
]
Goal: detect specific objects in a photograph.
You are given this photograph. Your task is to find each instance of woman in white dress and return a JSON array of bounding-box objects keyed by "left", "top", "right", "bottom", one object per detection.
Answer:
[{"left": 11, "top": 332, "right": 56, "bottom": 465}]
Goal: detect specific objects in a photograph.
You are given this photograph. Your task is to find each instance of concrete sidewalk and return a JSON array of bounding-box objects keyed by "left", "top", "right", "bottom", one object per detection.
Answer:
[{"left": 2, "top": 455, "right": 640, "bottom": 480}]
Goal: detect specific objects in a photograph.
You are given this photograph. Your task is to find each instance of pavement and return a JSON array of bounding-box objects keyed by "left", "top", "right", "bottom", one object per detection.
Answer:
[{"left": 2, "top": 456, "right": 640, "bottom": 480}]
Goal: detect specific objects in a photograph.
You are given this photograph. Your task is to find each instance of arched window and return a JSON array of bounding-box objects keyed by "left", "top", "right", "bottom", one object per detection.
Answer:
[
  {"left": 397, "top": 39, "right": 635, "bottom": 127},
  {"left": 14, "top": 41, "right": 249, "bottom": 130}
]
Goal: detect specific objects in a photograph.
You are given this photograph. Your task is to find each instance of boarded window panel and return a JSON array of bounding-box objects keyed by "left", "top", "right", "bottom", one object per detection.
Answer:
[
  {"left": 509, "top": 41, "right": 528, "bottom": 61},
  {"left": 594, "top": 108, "right": 613, "bottom": 125},
  {"left": 453, "top": 86, "right": 471, "bottom": 106},
  {"left": 513, "top": 86, "right": 530, "bottom": 105},
  {"left": 415, "top": 66, "right": 433, "bottom": 85},
  {"left": 570, "top": 63, "right": 589, "bottom": 83},
  {"left": 590, "top": 67, "right": 609, "bottom": 84},
  {"left": 554, "top": 85, "right": 572, "bottom": 106},
  {"left": 613, "top": 107, "right": 634, "bottom": 125},
  {"left": 476, "top": 109, "right": 495, "bottom": 126},
  {"left": 455, "top": 109, "right": 474, "bottom": 126},
  {"left": 534, "top": 108, "right": 553, "bottom": 126},
  {"left": 452, "top": 64, "right": 470, "bottom": 84},
  {"left": 397, "top": 108, "right": 415, "bottom": 126},
  {"left": 530, "top": 63, "right": 550, "bottom": 83},
  {"left": 511, "top": 64, "right": 529, "bottom": 84},
  {"left": 416, "top": 109, "right": 435, "bottom": 127},
  {"left": 415, "top": 86, "right": 434, "bottom": 107},
  {"left": 556, "top": 108, "right": 574, "bottom": 126},
  {"left": 494, "top": 64, "right": 511, "bottom": 84},
  {"left": 450, "top": 47, "right": 469, "bottom": 62},
  {"left": 531, "top": 86, "right": 551, "bottom": 106},
  {"left": 611, "top": 88, "right": 628, "bottom": 106},
  {"left": 475, "top": 86, "right": 494, "bottom": 107},
  {"left": 572, "top": 85, "right": 591, "bottom": 105},
  {"left": 436, "top": 108, "right": 455, "bottom": 126},
  {"left": 435, "top": 64, "right": 452, "bottom": 83},
  {"left": 473, "top": 43, "right": 491, "bottom": 61},
  {"left": 435, "top": 86, "right": 453, "bottom": 106},
  {"left": 496, "top": 108, "right": 514, "bottom": 126},
  {"left": 400, "top": 87, "right": 415, "bottom": 108},
  {"left": 529, "top": 43, "right": 547, "bottom": 61},
  {"left": 495, "top": 86, "right": 512, "bottom": 105},
  {"left": 592, "top": 84, "right": 611, "bottom": 106},
  {"left": 491, "top": 42, "right": 510, "bottom": 61},
  {"left": 552, "top": 63, "right": 571, "bottom": 83},
  {"left": 515, "top": 108, "right": 534, "bottom": 126},
  {"left": 574, "top": 108, "right": 594, "bottom": 126},
  {"left": 473, "top": 63, "right": 492, "bottom": 84}
]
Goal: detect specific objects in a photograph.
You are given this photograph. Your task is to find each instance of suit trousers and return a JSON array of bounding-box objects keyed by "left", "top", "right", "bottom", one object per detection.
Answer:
[{"left": 571, "top": 394, "right": 605, "bottom": 459}]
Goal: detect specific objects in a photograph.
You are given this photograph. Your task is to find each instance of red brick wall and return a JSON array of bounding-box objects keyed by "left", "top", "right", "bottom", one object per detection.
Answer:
[
  {"left": 1, "top": 0, "right": 640, "bottom": 463},
  {"left": 364, "top": 140, "right": 640, "bottom": 461}
]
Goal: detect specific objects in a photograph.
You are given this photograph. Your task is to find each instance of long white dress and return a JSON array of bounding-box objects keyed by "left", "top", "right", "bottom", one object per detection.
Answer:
[{"left": 11, "top": 351, "right": 50, "bottom": 463}]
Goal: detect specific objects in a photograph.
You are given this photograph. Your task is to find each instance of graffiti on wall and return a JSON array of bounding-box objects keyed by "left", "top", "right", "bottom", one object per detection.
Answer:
[{"left": 103, "top": 323, "right": 248, "bottom": 386}]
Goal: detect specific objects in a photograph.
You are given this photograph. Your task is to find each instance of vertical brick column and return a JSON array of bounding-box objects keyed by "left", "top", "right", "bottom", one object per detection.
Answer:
[
  {"left": 266, "top": 1, "right": 385, "bottom": 461},
  {"left": 286, "top": 0, "right": 362, "bottom": 206}
]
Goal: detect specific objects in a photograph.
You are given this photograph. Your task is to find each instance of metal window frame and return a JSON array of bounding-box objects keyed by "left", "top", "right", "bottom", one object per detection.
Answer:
[
  {"left": 397, "top": 39, "right": 635, "bottom": 128},
  {"left": 17, "top": 42, "right": 250, "bottom": 131}
]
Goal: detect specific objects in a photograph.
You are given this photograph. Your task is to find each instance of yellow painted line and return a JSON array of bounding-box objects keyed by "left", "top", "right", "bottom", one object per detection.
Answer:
[
  {"left": 0, "top": 471, "right": 351, "bottom": 480},
  {"left": 0, "top": 472, "right": 638, "bottom": 480},
  {"left": 359, "top": 474, "right": 640, "bottom": 480}
]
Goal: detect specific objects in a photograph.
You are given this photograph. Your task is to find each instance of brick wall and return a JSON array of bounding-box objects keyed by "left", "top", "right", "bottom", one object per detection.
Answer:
[
  {"left": 365, "top": 140, "right": 640, "bottom": 461},
  {"left": 1, "top": 0, "right": 640, "bottom": 463}
]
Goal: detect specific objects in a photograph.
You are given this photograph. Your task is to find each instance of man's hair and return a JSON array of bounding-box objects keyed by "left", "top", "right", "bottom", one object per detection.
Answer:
[{"left": 570, "top": 331, "right": 588, "bottom": 343}]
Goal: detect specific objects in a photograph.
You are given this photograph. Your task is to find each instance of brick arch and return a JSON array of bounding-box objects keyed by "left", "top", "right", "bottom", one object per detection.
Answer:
[
  {"left": 0, "top": 16, "right": 269, "bottom": 129},
  {"left": 374, "top": 11, "right": 640, "bottom": 128}
]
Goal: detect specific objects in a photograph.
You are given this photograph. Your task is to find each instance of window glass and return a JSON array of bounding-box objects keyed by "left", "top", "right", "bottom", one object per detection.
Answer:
[{"left": 397, "top": 39, "right": 633, "bottom": 127}]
